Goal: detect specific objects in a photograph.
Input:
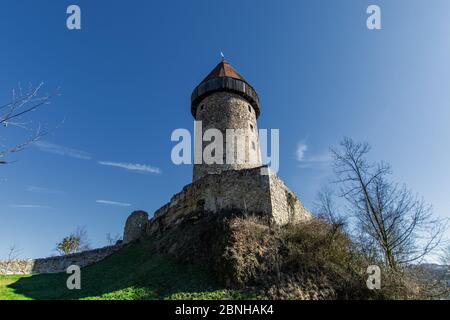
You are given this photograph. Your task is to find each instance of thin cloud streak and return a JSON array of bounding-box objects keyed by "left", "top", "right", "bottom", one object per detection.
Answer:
[
  {"left": 96, "top": 200, "right": 132, "bottom": 207},
  {"left": 98, "top": 161, "right": 161, "bottom": 174},
  {"left": 34, "top": 141, "right": 91, "bottom": 160},
  {"left": 9, "top": 204, "right": 53, "bottom": 209},
  {"left": 27, "top": 186, "right": 64, "bottom": 195}
]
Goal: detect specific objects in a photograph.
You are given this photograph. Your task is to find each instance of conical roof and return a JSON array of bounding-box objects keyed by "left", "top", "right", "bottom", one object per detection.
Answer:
[
  {"left": 191, "top": 59, "right": 260, "bottom": 118},
  {"left": 200, "top": 60, "right": 248, "bottom": 84}
]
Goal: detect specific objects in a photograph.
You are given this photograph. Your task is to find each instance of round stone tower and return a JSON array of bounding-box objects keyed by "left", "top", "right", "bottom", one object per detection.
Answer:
[{"left": 191, "top": 59, "right": 262, "bottom": 181}]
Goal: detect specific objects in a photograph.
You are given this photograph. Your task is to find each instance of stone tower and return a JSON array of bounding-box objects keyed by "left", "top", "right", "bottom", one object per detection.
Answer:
[
  {"left": 123, "top": 58, "right": 312, "bottom": 243},
  {"left": 191, "top": 59, "right": 262, "bottom": 181}
]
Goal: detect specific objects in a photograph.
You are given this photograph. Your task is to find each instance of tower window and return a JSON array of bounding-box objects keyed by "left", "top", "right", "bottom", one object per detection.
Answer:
[
  {"left": 252, "top": 141, "right": 256, "bottom": 150},
  {"left": 249, "top": 124, "right": 254, "bottom": 132},
  {"left": 200, "top": 104, "right": 204, "bottom": 111},
  {"left": 248, "top": 105, "right": 252, "bottom": 113}
]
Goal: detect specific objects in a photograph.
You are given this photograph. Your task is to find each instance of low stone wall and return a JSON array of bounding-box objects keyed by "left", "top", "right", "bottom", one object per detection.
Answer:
[{"left": 0, "top": 244, "right": 122, "bottom": 275}]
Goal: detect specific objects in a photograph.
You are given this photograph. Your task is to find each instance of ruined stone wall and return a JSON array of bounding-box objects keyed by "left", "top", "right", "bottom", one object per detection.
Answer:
[
  {"left": 123, "top": 210, "right": 148, "bottom": 244},
  {"left": 269, "top": 174, "right": 311, "bottom": 224},
  {"left": 148, "top": 167, "right": 272, "bottom": 234},
  {"left": 193, "top": 92, "right": 262, "bottom": 181},
  {"left": 147, "top": 167, "right": 311, "bottom": 234},
  {"left": 0, "top": 244, "right": 122, "bottom": 275}
]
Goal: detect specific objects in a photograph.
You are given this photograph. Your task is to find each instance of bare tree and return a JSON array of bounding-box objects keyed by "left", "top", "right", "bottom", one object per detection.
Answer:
[
  {"left": 56, "top": 226, "right": 91, "bottom": 256},
  {"left": 106, "top": 233, "right": 122, "bottom": 246},
  {"left": 331, "top": 137, "right": 447, "bottom": 271},
  {"left": 2, "top": 244, "right": 21, "bottom": 274},
  {"left": 441, "top": 245, "right": 450, "bottom": 266},
  {"left": 5, "top": 244, "right": 21, "bottom": 261},
  {"left": 0, "top": 82, "right": 57, "bottom": 165},
  {"left": 314, "top": 187, "right": 346, "bottom": 227}
]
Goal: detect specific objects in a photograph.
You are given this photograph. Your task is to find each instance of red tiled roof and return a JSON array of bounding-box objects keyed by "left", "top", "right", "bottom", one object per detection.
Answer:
[{"left": 200, "top": 60, "right": 247, "bottom": 84}]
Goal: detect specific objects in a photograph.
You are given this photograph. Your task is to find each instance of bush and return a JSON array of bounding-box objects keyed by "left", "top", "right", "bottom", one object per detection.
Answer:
[
  {"left": 147, "top": 210, "right": 438, "bottom": 299},
  {"left": 220, "top": 217, "right": 372, "bottom": 299}
]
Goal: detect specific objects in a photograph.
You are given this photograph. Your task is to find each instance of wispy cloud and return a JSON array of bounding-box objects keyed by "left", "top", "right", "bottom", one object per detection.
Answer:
[
  {"left": 34, "top": 141, "right": 91, "bottom": 160},
  {"left": 296, "top": 142, "right": 331, "bottom": 169},
  {"left": 27, "top": 186, "right": 64, "bottom": 195},
  {"left": 96, "top": 200, "right": 131, "bottom": 207},
  {"left": 9, "top": 204, "right": 53, "bottom": 209},
  {"left": 296, "top": 143, "right": 308, "bottom": 161},
  {"left": 98, "top": 161, "right": 161, "bottom": 174}
]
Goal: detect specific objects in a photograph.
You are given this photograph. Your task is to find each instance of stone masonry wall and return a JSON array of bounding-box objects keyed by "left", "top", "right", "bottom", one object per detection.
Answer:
[
  {"left": 148, "top": 166, "right": 272, "bottom": 234},
  {"left": 269, "top": 173, "right": 311, "bottom": 224},
  {"left": 147, "top": 166, "right": 311, "bottom": 235},
  {"left": 193, "top": 92, "right": 262, "bottom": 181},
  {"left": 123, "top": 210, "right": 149, "bottom": 244},
  {"left": 0, "top": 244, "right": 122, "bottom": 275}
]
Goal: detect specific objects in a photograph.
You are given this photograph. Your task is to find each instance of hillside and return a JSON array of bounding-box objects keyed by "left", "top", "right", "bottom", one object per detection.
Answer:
[
  {"left": 0, "top": 239, "right": 255, "bottom": 300},
  {"left": 1, "top": 212, "right": 446, "bottom": 300}
]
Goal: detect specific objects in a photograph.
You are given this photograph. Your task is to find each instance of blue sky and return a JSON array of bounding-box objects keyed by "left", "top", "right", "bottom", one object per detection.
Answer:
[{"left": 0, "top": 0, "right": 449, "bottom": 259}]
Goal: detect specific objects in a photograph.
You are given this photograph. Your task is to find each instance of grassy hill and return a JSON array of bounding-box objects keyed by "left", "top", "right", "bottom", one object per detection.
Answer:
[
  {"left": 0, "top": 240, "right": 256, "bottom": 300},
  {"left": 2, "top": 213, "right": 442, "bottom": 300}
]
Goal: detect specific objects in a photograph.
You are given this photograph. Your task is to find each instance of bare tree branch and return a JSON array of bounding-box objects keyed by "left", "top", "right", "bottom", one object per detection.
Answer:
[
  {"left": 331, "top": 137, "right": 448, "bottom": 271},
  {"left": 0, "top": 82, "right": 58, "bottom": 165}
]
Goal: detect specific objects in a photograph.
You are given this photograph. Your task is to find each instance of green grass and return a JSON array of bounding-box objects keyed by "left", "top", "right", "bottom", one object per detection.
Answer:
[{"left": 0, "top": 241, "right": 257, "bottom": 300}]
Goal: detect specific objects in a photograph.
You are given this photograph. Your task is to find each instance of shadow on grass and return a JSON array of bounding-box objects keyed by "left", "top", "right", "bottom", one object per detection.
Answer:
[{"left": 7, "top": 240, "right": 227, "bottom": 300}]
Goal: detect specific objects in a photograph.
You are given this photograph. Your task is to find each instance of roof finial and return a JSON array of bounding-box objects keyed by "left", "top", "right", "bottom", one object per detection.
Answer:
[{"left": 220, "top": 51, "right": 225, "bottom": 61}]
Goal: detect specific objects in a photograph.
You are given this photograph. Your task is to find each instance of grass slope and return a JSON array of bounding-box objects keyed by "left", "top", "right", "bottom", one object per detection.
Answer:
[{"left": 0, "top": 241, "right": 255, "bottom": 300}]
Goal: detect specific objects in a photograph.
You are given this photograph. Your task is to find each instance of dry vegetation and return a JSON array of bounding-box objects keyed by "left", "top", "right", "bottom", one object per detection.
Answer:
[{"left": 146, "top": 209, "right": 447, "bottom": 300}]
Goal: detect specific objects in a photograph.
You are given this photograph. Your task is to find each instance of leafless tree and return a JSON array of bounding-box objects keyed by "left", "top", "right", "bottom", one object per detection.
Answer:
[
  {"left": 0, "top": 82, "right": 57, "bottom": 165},
  {"left": 106, "top": 233, "right": 122, "bottom": 246},
  {"left": 331, "top": 137, "right": 447, "bottom": 271},
  {"left": 5, "top": 244, "right": 21, "bottom": 261},
  {"left": 440, "top": 245, "right": 450, "bottom": 267},
  {"left": 445, "top": 245, "right": 450, "bottom": 265},
  {"left": 314, "top": 187, "right": 346, "bottom": 227},
  {"left": 2, "top": 244, "right": 21, "bottom": 273}
]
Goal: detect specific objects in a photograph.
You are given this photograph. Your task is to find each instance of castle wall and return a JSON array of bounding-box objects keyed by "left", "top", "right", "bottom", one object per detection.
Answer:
[
  {"left": 269, "top": 174, "right": 311, "bottom": 224},
  {"left": 123, "top": 211, "right": 148, "bottom": 243},
  {"left": 148, "top": 167, "right": 272, "bottom": 234},
  {"left": 193, "top": 92, "right": 262, "bottom": 181},
  {"left": 0, "top": 244, "right": 122, "bottom": 275},
  {"left": 146, "top": 167, "right": 311, "bottom": 235}
]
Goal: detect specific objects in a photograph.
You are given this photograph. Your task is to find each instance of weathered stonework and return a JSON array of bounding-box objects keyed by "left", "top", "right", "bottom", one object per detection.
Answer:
[
  {"left": 146, "top": 166, "right": 310, "bottom": 235},
  {"left": 1, "top": 60, "right": 313, "bottom": 278},
  {"left": 0, "top": 244, "right": 122, "bottom": 275},
  {"left": 123, "top": 210, "right": 149, "bottom": 243},
  {"left": 269, "top": 174, "right": 308, "bottom": 225},
  {"left": 193, "top": 92, "right": 262, "bottom": 181},
  {"left": 181, "top": 61, "right": 311, "bottom": 230}
]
